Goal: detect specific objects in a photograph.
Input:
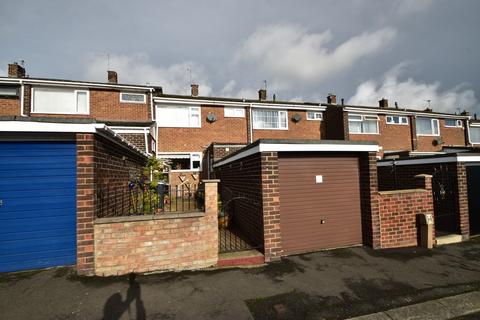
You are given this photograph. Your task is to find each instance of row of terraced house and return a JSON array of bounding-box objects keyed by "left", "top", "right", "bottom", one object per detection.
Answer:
[{"left": 1, "top": 62, "right": 480, "bottom": 275}]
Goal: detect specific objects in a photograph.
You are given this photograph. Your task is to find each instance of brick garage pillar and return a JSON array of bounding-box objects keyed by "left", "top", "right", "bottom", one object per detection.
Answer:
[
  {"left": 261, "top": 152, "right": 282, "bottom": 261},
  {"left": 76, "top": 133, "right": 95, "bottom": 275},
  {"left": 204, "top": 179, "right": 219, "bottom": 218},
  {"left": 456, "top": 163, "right": 470, "bottom": 239},
  {"left": 360, "top": 152, "right": 380, "bottom": 248}
]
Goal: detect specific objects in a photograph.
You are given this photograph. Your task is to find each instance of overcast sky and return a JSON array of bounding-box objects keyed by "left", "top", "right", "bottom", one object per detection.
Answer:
[{"left": 1, "top": 0, "right": 479, "bottom": 114}]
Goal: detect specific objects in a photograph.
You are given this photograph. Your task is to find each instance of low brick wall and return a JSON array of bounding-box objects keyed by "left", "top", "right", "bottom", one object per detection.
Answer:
[
  {"left": 378, "top": 175, "right": 434, "bottom": 249},
  {"left": 92, "top": 181, "right": 219, "bottom": 276}
]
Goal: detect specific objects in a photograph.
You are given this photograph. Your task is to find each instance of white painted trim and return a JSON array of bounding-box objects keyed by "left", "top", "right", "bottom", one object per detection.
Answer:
[
  {"left": 251, "top": 104, "right": 325, "bottom": 111},
  {"left": 252, "top": 109, "right": 289, "bottom": 130},
  {"left": 110, "top": 126, "right": 150, "bottom": 134},
  {"left": 120, "top": 92, "right": 147, "bottom": 104},
  {"left": 0, "top": 77, "right": 153, "bottom": 91},
  {"left": 30, "top": 87, "right": 90, "bottom": 115},
  {"left": 156, "top": 105, "right": 202, "bottom": 128},
  {"left": 0, "top": 121, "right": 102, "bottom": 133},
  {"left": 386, "top": 115, "right": 409, "bottom": 125},
  {"left": 144, "top": 128, "right": 149, "bottom": 154},
  {"left": 378, "top": 155, "right": 480, "bottom": 167},
  {"left": 248, "top": 104, "right": 253, "bottom": 143},
  {"left": 213, "top": 142, "right": 379, "bottom": 168},
  {"left": 19, "top": 80, "right": 25, "bottom": 117},
  {"left": 343, "top": 106, "right": 469, "bottom": 120}
]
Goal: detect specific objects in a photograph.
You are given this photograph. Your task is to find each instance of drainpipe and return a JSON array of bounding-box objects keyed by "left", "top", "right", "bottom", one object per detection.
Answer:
[
  {"left": 19, "top": 80, "right": 25, "bottom": 117},
  {"left": 249, "top": 103, "right": 253, "bottom": 143},
  {"left": 149, "top": 88, "right": 154, "bottom": 121}
]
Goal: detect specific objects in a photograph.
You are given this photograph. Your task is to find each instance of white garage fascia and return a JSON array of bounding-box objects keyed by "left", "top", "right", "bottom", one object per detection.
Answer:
[
  {"left": 377, "top": 155, "right": 480, "bottom": 167},
  {"left": 0, "top": 121, "right": 102, "bottom": 133},
  {"left": 213, "top": 142, "right": 379, "bottom": 168}
]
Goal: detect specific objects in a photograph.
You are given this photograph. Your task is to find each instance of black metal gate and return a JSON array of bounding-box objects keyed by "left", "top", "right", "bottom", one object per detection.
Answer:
[
  {"left": 467, "top": 165, "right": 480, "bottom": 235},
  {"left": 432, "top": 165, "right": 459, "bottom": 233}
]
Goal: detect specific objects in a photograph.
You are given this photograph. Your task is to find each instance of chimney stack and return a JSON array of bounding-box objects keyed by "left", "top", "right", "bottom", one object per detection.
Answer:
[
  {"left": 107, "top": 71, "right": 118, "bottom": 84},
  {"left": 327, "top": 94, "right": 337, "bottom": 104},
  {"left": 379, "top": 98, "right": 388, "bottom": 108},
  {"left": 191, "top": 84, "right": 199, "bottom": 97},
  {"left": 258, "top": 89, "right": 267, "bottom": 101},
  {"left": 8, "top": 62, "right": 25, "bottom": 78}
]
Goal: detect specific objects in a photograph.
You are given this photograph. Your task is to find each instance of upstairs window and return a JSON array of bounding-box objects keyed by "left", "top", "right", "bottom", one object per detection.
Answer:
[
  {"left": 470, "top": 127, "right": 480, "bottom": 143},
  {"left": 445, "top": 119, "right": 463, "bottom": 128},
  {"left": 307, "top": 111, "right": 323, "bottom": 121},
  {"left": 348, "top": 114, "right": 379, "bottom": 134},
  {"left": 0, "top": 86, "right": 19, "bottom": 97},
  {"left": 224, "top": 107, "right": 245, "bottom": 118},
  {"left": 120, "top": 92, "right": 146, "bottom": 104},
  {"left": 157, "top": 106, "right": 201, "bottom": 128},
  {"left": 416, "top": 117, "right": 440, "bottom": 136},
  {"left": 32, "top": 87, "right": 89, "bottom": 114},
  {"left": 253, "top": 109, "right": 288, "bottom": 130},
  {"left": 386, "top": 115, "right": 408, "bottom": 125}
]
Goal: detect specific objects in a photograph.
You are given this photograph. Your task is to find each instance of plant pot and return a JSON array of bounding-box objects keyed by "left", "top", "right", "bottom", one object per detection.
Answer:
[{"left": 218, "top": 215, "right": 229, "bottom": 229}]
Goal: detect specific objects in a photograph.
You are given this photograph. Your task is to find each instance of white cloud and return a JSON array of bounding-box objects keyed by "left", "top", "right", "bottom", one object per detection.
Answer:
[
  {"left": 84, "top": 53, "right": 212, "bottom": 96},
  {"left": 234, "top": 25, "right": 396, "bottom": 88},
  {"left": 394, "top": 0, "right": 434, "bottom": 15},
  {"left": 348, "top": 63, "right": 478, "bottom": 113},
  {"left": 220, "top": 80, "right": 237, "bottom": 96}
]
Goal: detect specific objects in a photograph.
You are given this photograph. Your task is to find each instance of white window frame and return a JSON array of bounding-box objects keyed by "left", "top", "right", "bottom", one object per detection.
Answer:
[
  {"left": 156, "top": 105, "right": 201, "bottom": 128},
  {"left": 348, "top": 114, "right": 380, "bottom": 134},
  {"left": 159, "top": 152, "right": 202, "bottom": 172},
  {"left": 444, "top": 119, "right": 463, "bottom": 128},
  {"left": 252, "top": 109, "right": 288, "bottom": 130},
  {"left": 224, "top": 107, "right": 245, "bottom": 118},
  {"left": 469, "top": 126, "right": 480, "bottom": 144},
  {"left": 120, "top": 92, "right": 146, "bottom": 104},
  {"left": 386, "top": 115, "right": 409, "bottom": 125},
  {"left": 306, "top": 111, "right": 323, "bottom": 121},
  {"left": 416, "top": 117, "right": 440, "bottom": 136},
  {"left": 31, "top": 87, "right": 90, "bottom": 115}
]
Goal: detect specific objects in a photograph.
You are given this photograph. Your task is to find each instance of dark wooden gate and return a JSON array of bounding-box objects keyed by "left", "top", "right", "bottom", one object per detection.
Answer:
[
  {"left": 467, "top": 165, "right": 480, "bottom": 235},
  {"left": 432, "top": 165, "right": 459, "bottom": 233}
]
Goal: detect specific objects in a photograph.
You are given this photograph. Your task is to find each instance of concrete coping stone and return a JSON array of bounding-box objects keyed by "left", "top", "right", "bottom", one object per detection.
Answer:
[
  {"left": 378, "top": 188, "right": 427, "bottom": 195},
  {"left": 94, "top": 211, "right": 205, "bottom": 224},
  {"left": 202, "top": 179, "right": 220, "bottom": 183}
]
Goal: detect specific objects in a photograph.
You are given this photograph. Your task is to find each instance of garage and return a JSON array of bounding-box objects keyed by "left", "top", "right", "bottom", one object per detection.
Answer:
[
  {"left": 0, "top": 141, "right": 77, "bottom": 273},
  {"left": 467, "top": 165, "right": 480, "bottom": 236},
  {"left": 278, "top": 152, "right": 362, "bottom": 255}
]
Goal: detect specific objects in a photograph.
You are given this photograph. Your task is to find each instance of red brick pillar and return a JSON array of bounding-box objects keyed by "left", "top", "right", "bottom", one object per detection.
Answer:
[
  {"left": 204, "top": 180, "right": 220, "bottom": 262},
  {"left": 456, "top": 163, "right": 470, "bottom": 239},
  {"left": 414, "top": 174, "right": 432, "bottom": 190},
  {"left": 360, "top": 152, "right": 380, "bottom": 248},
  {"left": 415, "top": 174, "right": 435, "bottom": 242},
  {"left": 261, "top": 152, "right": 282, "bottom": 261},
  {"left": 76, "top": 133, "right": 95, "bottom": 275}
]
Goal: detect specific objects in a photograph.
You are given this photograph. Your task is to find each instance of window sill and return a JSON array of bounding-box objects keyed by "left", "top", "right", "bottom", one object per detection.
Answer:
[
  {"left": 417, "top": 134, "right": 441, "bottom": 137},
  {"left": 349, "top": 132, "right": 380, "bottom": 135},
  {"left": 253, "top": 127, "right": 289, "bottom": 131},
  {"left": 30, "top": 111, "right": 90, "bottom": 115}
]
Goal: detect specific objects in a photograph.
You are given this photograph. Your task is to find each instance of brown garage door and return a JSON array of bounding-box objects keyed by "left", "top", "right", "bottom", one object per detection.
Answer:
[{"left": 278, "top": 152, "right": 362, "bottom": 255}]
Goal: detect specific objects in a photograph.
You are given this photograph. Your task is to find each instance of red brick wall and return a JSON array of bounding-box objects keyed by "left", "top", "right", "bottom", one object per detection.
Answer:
[
  {"left": 158, "top": 105, "right": 248, "bottom": 152},
  {"left": 415, "top": 119, "right": 466, "bottom": 152},
  {"left": 378, "top": 175, "right": 434, "bottom": 249},
  {"left": 359, "top": 152, "right": 381, "bottom": 248},
  {"left": 0, "top": 97, "right": 20, "bottom": 116},
  {"left": 117, "top": 133, "right": 146, "bottom": 152},
  {"left": 76, "top": 133, "right": 147, "bottom": 275},
  {"left": 93, "top": 181, "right": 219, "bottom": 276},
  {"left": 252, "top": 110, "right": 324, "bottom": 141},
  {"left": 168, "top": 171, "right": 201, "bottom": 188}
]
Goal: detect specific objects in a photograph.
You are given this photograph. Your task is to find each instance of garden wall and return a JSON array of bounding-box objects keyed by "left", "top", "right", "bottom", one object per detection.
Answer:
[{"left": 92, "top": 180, "right": 219, "bottom": 276}]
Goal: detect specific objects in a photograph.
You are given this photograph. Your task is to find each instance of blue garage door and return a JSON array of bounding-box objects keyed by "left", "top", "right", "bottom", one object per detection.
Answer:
[{"left": 0, "top": 141, "right": 77, "bottom": 272}]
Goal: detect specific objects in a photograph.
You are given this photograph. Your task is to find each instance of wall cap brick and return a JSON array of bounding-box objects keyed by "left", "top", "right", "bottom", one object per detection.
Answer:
[
  {"left": 378, "top": 188, "right": 428, "bottom": 195},
  {"left": 94, "top": 211, "right": 205, "bottom": 224},
  {"left": 414, "top": 174, "right": 433, "bottom": 178},
  {"left": 203, "top": 179, "right": 220, "bottom": 183}
]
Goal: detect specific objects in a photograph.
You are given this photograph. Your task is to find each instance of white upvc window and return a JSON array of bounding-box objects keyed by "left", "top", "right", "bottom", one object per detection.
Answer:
[
  {"left": 386, "top": 115, "right": 408, "bottom": 125},
  {"left": 348, "top": 114, "right": 379, "bottom": 134},
  {"left": 307, "top": 111, "right": 323, "bottom": 121},
  {"left": 253, "top": 109, "right": 288, "bottom": 130},
  {"left": 445, "top": 119, "right": 463, "bottom": 128},
  {"left": 156, "top": 105, "right": 201, "bottom": 128},
  {"left": 224, "top": 107, "right": 245, "bottom": 118},
  {"left": 416, "top": 117, "right": 440, "bottom": 136},
  {"left": 470, "top": 127, "right": 480, "bottom": 144},
  {"left": 120, "top": 92, "right": 146, "bottom": 104},
  {"left": 0, "top": 86, "right": 19, "bottom": 97},
  {"left": 31, "top": 87, "right": 89, "bottom": 115},
  {"left": 159, "top": 152, "right": 202, "bottom": 171}
]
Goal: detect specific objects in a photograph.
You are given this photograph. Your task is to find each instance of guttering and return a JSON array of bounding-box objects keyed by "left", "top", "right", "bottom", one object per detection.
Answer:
[
  {"left": 0, "top": 78, "right": 152, "bottom": 91},
  {"left": 19, "top": 79, "right": 25, "bottom": 117},
  {"left": 344, "top": 106, "right": 470, "bottom": 120},
  {"left": 249, "top": 103, "right": 253, "bottom": 143},
  {"left": 377, "top": 154, "right": 480, "bottom": 167},
  {"left": 149, "top": 88, "right": 155, "bottom": 121},
  {"left": 213, "top": 142, "right": 380, "bottom": 168}
]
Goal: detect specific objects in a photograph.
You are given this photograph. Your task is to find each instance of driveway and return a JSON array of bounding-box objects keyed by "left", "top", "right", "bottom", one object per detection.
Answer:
[{"left": 1, "top": 238, "right": 480, "bottom": 320}]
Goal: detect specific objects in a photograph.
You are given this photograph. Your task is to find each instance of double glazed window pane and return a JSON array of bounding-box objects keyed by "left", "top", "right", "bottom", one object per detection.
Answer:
[{"left": 253, "top": 109, "right": 287, "bottom": 129}]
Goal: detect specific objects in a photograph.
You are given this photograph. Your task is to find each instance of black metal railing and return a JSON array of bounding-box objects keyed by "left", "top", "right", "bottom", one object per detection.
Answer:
[{"left": 96, "top": 184, "right": 204, "bottom": 218}]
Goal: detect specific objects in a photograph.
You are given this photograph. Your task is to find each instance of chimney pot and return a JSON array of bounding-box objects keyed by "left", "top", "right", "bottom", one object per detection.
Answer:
[
  {"left": 191, "top": 84, "right": 199, "bottom": 97},
  {"left": 107, "top": 71, "right": 118, "bottom": 84},
  {"left": 258, "top": 89, "right": 267, "bottom": 101},
  {"left": 379, "top": 98, "right": 388, "bottom": 108},
  {"left": 341, "top": 98, "right": 344, "bottom": 105},
  {"left": 327, "top": 94, "right": 337, "bottom": 104},
  {"left": 8, "top": 63, "right": 25, "bottom": 78}
]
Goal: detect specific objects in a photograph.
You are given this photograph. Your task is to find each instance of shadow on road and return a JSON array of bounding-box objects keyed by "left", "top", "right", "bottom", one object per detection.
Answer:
[{"left": 102, "top": 273, "right": 146, "bottom": 320}]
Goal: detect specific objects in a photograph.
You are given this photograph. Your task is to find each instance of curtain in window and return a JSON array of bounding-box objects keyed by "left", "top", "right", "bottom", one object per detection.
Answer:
[
  {"left": 470, "top": 127, "right": 480, "bottom": 143},
  {"left": 363, "top": 120, "right": 378, "bottom": 133},
  {"left": 348, "top": 121, "right": 362, "bottom": 133},
  {"left": 416, "top": 118, "right": 432, "bottom": 135},
  {"left": 253, "top": 109, "right": 286, "bottom": 129}
]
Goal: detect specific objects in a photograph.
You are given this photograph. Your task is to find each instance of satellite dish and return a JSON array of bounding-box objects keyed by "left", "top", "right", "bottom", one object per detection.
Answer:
[
  {"left": 292, "top": 113, "right": 302, "bottom": 122},
  {"left": 206, "top": 113, "right": 217, "bottom": 123}
]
